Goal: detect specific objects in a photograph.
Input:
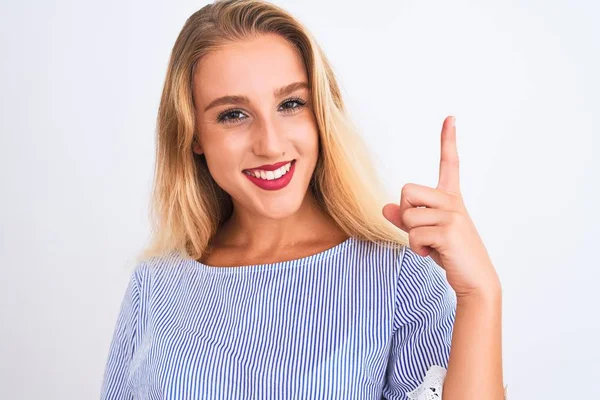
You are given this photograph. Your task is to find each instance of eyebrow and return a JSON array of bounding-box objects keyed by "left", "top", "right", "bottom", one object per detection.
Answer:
[{"left": 203, "top": 81, "right": 310, "bottom": 112}]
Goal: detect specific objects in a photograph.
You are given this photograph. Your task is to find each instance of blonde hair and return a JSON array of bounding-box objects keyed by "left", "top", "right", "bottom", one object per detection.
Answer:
[{"left": 138, "top": 0, "right": 408, "bottom": 263}]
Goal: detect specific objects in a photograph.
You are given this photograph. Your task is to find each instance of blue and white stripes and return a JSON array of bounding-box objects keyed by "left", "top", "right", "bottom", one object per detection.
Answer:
[{"left": 100, "top": 236, "right": 456, "bottom": 399}]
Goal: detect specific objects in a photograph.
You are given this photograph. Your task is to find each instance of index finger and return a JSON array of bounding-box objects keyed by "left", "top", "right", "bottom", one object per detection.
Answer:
[{"left": 437, "top": 115, "right": 461, "bottom": 194}]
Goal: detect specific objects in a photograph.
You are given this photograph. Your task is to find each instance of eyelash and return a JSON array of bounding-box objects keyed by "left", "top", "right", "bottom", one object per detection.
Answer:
[{"left": 216, "top": 97, "right": 307, "bottom": 125}]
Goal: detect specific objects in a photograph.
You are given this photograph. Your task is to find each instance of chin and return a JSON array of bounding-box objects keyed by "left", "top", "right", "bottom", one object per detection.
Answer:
[{"left": 252, "top": 190, "right": 306, "bottom": 220}]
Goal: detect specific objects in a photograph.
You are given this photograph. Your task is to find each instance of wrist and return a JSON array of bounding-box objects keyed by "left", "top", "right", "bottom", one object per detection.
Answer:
[{"left": 456, "top": 282, "right": 502, "bottom": 308}]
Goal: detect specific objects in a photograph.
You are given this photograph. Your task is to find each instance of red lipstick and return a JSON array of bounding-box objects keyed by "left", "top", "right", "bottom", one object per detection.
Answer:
[
  {"left": 243, "top": 160, "right": 296, "bottom": 191},
  {"left": 245, "top": 160, "right": 293, "bottom": 172}
]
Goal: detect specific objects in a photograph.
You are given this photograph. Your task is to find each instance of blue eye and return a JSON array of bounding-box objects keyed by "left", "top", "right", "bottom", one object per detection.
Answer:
[
  {"left": 215, "top": 97, "right": 307, "bottom": 125},
  {"left": 216, "top": 110, "right": 247, "bottom": 124},
  {"left": 279, "top": 98, "right": 306, "bottom": 112}
]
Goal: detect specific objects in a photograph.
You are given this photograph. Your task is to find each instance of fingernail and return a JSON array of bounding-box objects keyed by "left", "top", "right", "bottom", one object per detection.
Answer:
[{"left": 451, "top": 116, "right": 456, "bottom": 127}]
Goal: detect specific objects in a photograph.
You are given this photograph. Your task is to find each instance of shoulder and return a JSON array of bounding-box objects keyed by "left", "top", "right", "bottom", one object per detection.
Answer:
[
  {"left": 397, "top": 246, "right": 452, "bottom": 293},
  {"left": 392, "top": 245, "right": 457, "bottom": 329},
  {"left": 128, "top": 250, "right": 192, "bottom": 292},
  {"left": 348, "top": 238, "right": 446, "bottom": 285},
  {"left": 346, "top": 237, "right": 406, "bottom": 270}
]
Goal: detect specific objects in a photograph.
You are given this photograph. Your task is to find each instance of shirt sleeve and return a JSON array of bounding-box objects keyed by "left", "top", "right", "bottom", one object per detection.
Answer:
[
  {"left": 381, "top": 246, "right": 457, "bottom": 399},
  {"left": 100, "top": 263, "right": 147, "bottom": 400}
]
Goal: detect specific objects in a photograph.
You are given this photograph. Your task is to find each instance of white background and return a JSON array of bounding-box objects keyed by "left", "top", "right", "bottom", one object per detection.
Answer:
[{"left": 1, "top": 0, "right": 599, "bottom": 398}]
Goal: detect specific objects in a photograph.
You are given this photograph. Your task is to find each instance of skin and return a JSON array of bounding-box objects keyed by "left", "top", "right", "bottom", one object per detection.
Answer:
[
  {"left": 191, "top": 33, "right": 347, "bottom": 265},
  {"left": 382, "top": 116, "right": 505, "bottom": 398}
]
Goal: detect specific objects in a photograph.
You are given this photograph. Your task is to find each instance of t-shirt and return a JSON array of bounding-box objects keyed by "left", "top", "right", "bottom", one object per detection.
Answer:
[{"left": 100, "top": 236, "right": 457, "bottom": 399}]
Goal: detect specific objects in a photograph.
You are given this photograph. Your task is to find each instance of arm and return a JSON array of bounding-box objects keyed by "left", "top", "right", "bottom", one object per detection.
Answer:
[
  {"left": 382, "top": 115, "right": 506, "bottom": 399},
  {"left": 100, "top": 263, "right": 147, "bottom": 400},
  {"left": 443, "top": 284, "right": 505, "bottom": 400},
  {"left": 382, "top": 246, "right": 456, "bottom": 399}
]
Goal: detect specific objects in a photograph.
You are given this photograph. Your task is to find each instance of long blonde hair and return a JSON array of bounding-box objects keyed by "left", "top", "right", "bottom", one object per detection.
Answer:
[{"left": 138, "top": 0, "right": 408, "bottom": 263}]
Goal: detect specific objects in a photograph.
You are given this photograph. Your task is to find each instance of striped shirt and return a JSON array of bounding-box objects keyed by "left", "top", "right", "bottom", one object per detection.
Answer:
[{"left": 100, "top": 236, "right": 457, "bottom": 399}]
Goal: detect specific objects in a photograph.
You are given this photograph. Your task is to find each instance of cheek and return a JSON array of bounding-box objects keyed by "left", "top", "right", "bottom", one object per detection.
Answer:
[
  {"left": 201, "top": 133, "right": 244, "bottom": 178},
  {"left": 288, "top": 115, "right": 319, "bottom": 156}
]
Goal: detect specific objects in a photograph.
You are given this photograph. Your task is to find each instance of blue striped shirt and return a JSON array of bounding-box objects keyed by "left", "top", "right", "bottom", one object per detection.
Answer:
[{"left": 100, "top": 236, "right": 456, "bottom": 399}]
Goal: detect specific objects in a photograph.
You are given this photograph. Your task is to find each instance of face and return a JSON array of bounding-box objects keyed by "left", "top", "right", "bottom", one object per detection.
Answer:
[{"left": 192, "top": 33, "right": 319, "bottom": 220}]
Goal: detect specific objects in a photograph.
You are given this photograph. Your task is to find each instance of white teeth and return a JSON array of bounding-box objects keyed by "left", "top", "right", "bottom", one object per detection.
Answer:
[{"left": 245, "top": 161, "right": 293, "bottom": 180}]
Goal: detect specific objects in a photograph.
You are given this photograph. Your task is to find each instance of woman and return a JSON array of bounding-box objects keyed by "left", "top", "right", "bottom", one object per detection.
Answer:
[{"left": 100, "top": 0, "right": 506, "bottom": 398}]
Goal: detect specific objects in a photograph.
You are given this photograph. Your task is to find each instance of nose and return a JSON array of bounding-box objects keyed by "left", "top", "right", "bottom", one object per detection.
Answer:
[{"left": 251, "top": 114, "right": 285, "bottom": 158}]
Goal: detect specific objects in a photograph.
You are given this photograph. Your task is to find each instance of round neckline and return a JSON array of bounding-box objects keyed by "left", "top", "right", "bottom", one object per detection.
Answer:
[{"left": 185, "top": 236, "right": 356, "bottom": 273}]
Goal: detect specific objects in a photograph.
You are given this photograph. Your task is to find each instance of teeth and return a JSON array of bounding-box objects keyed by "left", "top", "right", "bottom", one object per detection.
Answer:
[{"left": 245, "top": 161, "right": 293, "bottom": 180}]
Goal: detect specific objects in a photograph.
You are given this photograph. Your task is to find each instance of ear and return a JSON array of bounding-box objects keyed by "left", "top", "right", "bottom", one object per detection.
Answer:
[{"left": 192, "top": 136, "right": 204, "bottom": 155}]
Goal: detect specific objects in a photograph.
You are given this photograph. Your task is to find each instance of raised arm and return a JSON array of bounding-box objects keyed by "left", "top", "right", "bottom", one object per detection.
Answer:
[{"left": 382, "top": 116, "right": 505, "bottom": 399}]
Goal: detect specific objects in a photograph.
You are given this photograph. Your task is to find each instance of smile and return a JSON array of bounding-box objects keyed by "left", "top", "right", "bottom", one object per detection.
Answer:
[
  {"left": 243, "top": 160, "right": 293, "bottom": 180},
  {"left": 242, "top": 160, "right": 296, "bottom": 191}
]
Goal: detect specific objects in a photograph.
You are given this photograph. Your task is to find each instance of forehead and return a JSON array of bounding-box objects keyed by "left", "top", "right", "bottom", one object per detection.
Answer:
[{"left": 193, "top": 34, "right": 308, "bottom": 105}]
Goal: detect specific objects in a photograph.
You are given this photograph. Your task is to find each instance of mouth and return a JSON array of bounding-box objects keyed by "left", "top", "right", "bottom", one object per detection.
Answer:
[{"left": 242, "top": 159, "right": 296, "bottom": 191}]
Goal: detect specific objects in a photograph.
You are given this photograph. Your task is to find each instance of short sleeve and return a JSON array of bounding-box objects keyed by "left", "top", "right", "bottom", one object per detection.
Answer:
[
  {"left": 100, "top": 263, "right": 148, "bottom": 399},
  {"left": 382, "top": 246, "right": 457, "bottom": 399}
]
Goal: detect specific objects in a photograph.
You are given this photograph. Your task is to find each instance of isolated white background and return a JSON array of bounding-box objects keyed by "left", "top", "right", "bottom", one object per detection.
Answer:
[{"left": 1, "top": 0, "right": 598, "bottom": 398}]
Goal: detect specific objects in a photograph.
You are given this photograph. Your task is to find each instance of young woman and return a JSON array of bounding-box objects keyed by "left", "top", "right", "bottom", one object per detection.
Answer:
[{"left": 100, "top": 0, "right": 506, "bottom": 398}]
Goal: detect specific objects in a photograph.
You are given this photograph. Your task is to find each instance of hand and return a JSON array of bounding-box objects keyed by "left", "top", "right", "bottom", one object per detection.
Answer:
[{"left": 382, "top": 116, "right": 500, "bottom": 298}]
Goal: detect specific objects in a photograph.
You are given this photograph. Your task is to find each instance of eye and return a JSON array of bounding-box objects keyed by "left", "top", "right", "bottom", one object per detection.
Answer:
[
  {"left": 216, "top": 97, "right": 307, "bottom": 125},
  {"left": 216, "top": 109, "right": 248, "bottom": 124},
  {"left": 278, "top": 97, "right": 306, "bottom": 113}
]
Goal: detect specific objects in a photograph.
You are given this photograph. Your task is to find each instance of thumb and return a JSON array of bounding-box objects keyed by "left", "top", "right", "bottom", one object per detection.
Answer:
[{"left": 382, "top": 203, "right": 405, "bottom": 231}]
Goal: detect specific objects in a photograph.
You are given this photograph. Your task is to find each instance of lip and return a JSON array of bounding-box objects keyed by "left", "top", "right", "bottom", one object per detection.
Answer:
[
  {"left": 243, "top": 160, "right": 296, "bottom": 191},
  {"left": 244, "top": 160, "right": 294, "bottom": 172}
]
